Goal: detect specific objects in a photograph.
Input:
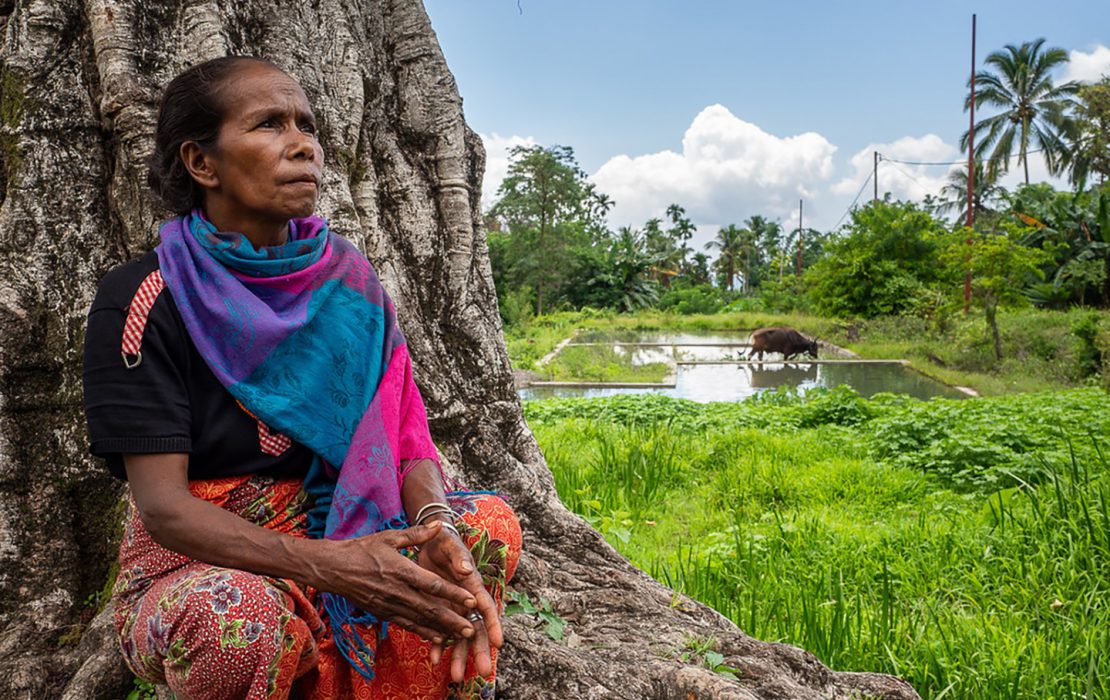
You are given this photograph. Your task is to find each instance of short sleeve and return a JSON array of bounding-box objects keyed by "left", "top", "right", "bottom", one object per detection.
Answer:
[{"left": 83, "top": 259, "right": 192, "bottom": 478}]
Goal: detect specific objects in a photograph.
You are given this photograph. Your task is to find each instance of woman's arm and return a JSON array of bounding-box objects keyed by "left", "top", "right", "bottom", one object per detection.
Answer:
[
  {"left": 125, "top": 452, "right": 479, "bottom": 643},
  {"left": 400, "top": 459, "right": 501, "bottom": 680}
]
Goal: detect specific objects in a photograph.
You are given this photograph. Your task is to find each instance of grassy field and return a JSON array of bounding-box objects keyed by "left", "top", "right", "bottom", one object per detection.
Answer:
[
  {"left": 525, "top": 389, "right": 1110, "bottom": 699},
  {"left": 506, "top": 308, "right": 1110, "bottom": 395},
  {"left": 535, "top": 344, "right": 671, "bottom": 383}
]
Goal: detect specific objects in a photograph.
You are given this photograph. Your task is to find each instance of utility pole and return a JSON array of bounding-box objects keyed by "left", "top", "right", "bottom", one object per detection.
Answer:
[
  {"left": 964, "top": 13, "right": 976, "bottom": 313},
  {"left": 873, "top": 151, "right": 879, "bottom": 202},
  {"left": 795, "top": 199, "right": 803, "bottom": 277}
]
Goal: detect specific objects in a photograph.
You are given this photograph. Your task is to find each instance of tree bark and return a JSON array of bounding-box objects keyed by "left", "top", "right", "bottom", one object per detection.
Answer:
[
  {"left": 986, "top": 301, "right": 1003, "bottom": 361},
  {"left": 0, "top": 1, "right": 919, "bottom": 698}
]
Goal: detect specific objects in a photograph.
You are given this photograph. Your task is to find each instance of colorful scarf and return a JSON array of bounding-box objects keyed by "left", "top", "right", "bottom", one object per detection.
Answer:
[{"left": 156, "top": 210, "right": 440, "bottom": 679}]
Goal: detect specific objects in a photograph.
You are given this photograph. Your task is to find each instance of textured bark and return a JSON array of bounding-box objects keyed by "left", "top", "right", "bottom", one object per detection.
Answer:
[{"left": 0, "top": 1, "right": 919, "bottom": 698}]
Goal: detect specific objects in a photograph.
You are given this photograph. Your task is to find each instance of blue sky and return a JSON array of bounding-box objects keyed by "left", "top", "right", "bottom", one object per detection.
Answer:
[{"left": 424, "top": 0, "right": 1110, "bottom": 245}]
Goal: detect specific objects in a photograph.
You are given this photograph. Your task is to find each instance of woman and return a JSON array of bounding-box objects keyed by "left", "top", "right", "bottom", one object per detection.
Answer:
[{"left": 83, "top": 56, "right": 520, "bottom": 700}]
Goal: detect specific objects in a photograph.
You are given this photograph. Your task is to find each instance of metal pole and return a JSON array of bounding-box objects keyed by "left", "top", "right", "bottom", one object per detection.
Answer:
[
  {"left": 873, "top": 151, "right": 879, "bottom": 202},
  {"left": 965, "top": 13, "right": 976, "bottom": 313}
]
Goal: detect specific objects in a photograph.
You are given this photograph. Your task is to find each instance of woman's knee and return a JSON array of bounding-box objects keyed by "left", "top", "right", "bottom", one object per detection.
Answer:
[
  {"left": 163, "top": 571, "right": 311, "bottom": 698},
  {"left": 451, "top": 493, "right": 523, "bottom": 582}
]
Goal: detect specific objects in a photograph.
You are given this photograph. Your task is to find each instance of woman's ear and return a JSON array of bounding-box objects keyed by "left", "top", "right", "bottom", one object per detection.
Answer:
[{"left": 180, "top": 141, "right": 220, "bottom": 189}]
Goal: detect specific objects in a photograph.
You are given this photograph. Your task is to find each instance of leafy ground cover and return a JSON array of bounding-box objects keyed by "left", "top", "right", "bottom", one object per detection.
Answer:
[{"left": 525, "top": 389, "right": 1110, "bottom": 699}]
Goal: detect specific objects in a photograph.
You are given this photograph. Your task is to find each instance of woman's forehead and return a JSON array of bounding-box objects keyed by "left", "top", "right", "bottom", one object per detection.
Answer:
[{"left": 222, "top": 64, "right": 313, "bottom": 118}]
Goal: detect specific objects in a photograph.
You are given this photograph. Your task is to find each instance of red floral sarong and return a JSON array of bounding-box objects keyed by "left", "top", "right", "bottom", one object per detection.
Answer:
[{"left": 111, "top": 476, "right": 522, "bottom": 699}]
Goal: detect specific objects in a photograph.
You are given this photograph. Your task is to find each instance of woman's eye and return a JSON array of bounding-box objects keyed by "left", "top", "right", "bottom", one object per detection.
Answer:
[{"left": 300, "top": 122, "right": 317, "bottom": 135}]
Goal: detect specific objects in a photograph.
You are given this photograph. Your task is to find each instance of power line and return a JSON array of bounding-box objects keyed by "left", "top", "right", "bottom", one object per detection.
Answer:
[
  {"left": 879, "top": 147, "right": 1047, "bottom": 167},
  {"left": 883, "top": 160, "right": 937, "bottom": 196},
  {"left": 832, "top": 170, "right": 874, "bottom": 230}
]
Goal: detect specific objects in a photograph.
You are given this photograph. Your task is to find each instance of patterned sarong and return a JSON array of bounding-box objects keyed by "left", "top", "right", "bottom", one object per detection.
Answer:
[{"left": 112, "top": 476, "right": 522, "bottom": 700}]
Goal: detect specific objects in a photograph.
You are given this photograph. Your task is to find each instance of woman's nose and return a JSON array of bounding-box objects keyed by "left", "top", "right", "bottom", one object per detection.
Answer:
[{"left": 288, "top": 131, "right": 316, "bottom": 161}]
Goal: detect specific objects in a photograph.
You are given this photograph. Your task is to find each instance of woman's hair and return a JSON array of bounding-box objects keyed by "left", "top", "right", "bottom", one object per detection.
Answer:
[{"left": 147, "top": 56, "right": 282, "bottom": 214}]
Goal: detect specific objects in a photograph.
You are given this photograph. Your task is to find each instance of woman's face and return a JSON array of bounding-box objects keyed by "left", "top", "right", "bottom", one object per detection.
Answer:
[{"left": 191, "top": 62, "right": 324, "bottom": 229}]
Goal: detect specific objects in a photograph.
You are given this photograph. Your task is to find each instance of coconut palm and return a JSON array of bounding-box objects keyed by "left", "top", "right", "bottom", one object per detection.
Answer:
[
  {"left": 960, "top": 38, "right": 1079, "bottom": 184},
  {"left": 745, "top": 215, "right": 782, "bottom": 287},
  {"left": 706, "top": 224, "right": 745, "bottom": 291},
  {"left": 938, "top": 160, "right": 1004, "bottom": 217}
]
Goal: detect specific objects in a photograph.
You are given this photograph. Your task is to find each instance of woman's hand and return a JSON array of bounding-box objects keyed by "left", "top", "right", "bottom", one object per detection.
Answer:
[
  {"left": 316, "top": 521, "right": 481, "bottom": 644},
  {"left": 418, "top": 522, "right": 502, "bottom": 682}
]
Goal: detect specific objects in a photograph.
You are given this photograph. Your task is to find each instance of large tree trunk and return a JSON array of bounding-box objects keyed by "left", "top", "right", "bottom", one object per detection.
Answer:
[{"left": 0, "top": 1, "right": 919, "bottom": 698}]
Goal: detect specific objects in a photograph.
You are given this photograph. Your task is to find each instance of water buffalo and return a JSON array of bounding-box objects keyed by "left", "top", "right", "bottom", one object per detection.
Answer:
[{"left": 746, "top": 327, "right": 819, "bottom": 361}]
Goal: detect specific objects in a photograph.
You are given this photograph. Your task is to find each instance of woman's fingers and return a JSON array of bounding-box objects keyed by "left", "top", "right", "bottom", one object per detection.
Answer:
[
  {"left": 380, "top": 520, "right": 447, "bottom": 550},
  {"left": 389, "top": 615, "right": 443, "bottom": 644},
  {"left": 450, "top": 635, "right": 470, "bottom": 683},
  {"left": 473, "top": 583, "right": 503, "bottom": 649},
  {"left": 422, "top": 525, "right": 504, "bottom": 650},
  {"left": 466, "top": 615, "right": 494, "bottom": 679},
  {"left": 398, "top": 558, "right": 476, "bottom": 610}
]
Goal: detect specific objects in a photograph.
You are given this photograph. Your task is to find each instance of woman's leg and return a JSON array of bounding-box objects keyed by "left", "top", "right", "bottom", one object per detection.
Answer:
[
  {"left": 117, "top": 562, "right": 319, "bottom": 700},
  {"left": 341, "top": 493, "right": 523, "bottom": 700}
]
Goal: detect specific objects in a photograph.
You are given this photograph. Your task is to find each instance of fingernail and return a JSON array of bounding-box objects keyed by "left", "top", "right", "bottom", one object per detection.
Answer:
[{"left": 460, "top": 561, "right": 473, "bottom": 573}]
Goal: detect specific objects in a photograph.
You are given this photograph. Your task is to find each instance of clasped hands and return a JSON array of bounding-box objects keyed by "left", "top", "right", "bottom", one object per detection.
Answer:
[{"left": 323, "top": 519, "right": 499, "bottom": 682}]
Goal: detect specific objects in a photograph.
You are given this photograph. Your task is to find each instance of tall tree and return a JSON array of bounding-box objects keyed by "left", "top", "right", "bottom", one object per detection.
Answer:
[
  {"left": 642, "top": 203, "right": 696, "bottom": 286},
  {"left": 746, "top": 215, "right": 783, "bottom": 285},
  {"left": 938, "top": 160, "right": 1005, "bottom": 218},
  {"left": 807, "top": 200, "right": 946, "bottom": 318},
  {"left": 490, "top": 145, "right": 602, "bottom": 315},
  {"left": 737, "top": 226, "right": 760, "bottom": 294},
  {"left": 706, "top": 224, "right": 745, "bottom": 291},
  {"left": 960, "top": 38, "right": 1079, "bottom": 184},
  {"left": 1065, "top": 77, "right": 1110, "bottom": 187},
  {"left": 0, "top": 1, "right": 917, "bottom": 698},
  {"left": 940, "top": 225, "right": 1050, "bottom": 360}
]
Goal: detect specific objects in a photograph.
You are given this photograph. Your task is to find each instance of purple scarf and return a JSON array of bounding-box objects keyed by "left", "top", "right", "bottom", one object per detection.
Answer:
[{"left": 156, "top": 210, "right": 440, "bottom": 678}]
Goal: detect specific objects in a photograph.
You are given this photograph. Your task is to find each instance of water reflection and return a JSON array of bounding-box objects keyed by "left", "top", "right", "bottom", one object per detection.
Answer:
[{"left": 746, "top": 362, "right": 818, "bottom": 389}]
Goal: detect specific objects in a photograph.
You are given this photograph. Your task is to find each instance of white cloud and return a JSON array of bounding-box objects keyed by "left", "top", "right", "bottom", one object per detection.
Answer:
[
  {"left": 479, "top": 132, "right": 537, "bottom": 210},
  {"left": 834, "top": 135, "right": 960, "bottom": 206},
  {"left": 1064, "top": 45, "right": 1110, "bottom": 84},
  {"left": 590, "top": 105, "right": 837, "bottom": 247}
]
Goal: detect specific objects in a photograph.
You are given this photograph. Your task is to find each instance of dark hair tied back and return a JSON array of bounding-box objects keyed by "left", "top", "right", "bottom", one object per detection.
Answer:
[{"left": 147, "top": 56, "right": 278, "bottom": 214}]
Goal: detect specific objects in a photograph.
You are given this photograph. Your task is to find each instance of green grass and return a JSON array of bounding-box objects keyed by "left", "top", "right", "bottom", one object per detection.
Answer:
[
  {"left": 526, "top": 389, "right": 1110, "bottom": 699},
  {"left": 537, "top": 344, "right": 671, "bottom": 383}
]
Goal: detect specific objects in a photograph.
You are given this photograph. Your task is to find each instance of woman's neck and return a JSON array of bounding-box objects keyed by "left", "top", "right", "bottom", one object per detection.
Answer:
[{"left": 202, "top": 205, "right": 289, "bottom": 249}]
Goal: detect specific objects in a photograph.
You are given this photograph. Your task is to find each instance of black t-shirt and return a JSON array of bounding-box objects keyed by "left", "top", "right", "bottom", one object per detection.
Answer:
[{"left": 83, "top": 251, "right": 313, "bottom": 481}]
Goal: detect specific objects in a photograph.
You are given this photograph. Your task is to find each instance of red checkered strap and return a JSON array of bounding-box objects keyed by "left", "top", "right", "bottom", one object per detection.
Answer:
[
  {"left": 121, "top": 269, "right": 291, "bottom": 456},
  {"left": 121, "top": 270, "right": 166, "bottom": 369},
  {"left": 236, "top": 402, "right": 292, "bottom": 457}
]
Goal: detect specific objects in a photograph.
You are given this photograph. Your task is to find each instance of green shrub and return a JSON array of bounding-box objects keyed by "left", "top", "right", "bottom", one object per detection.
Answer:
[
  {"left": 658, "top": 284, "right": 726, "bottom": 315},
  {"left": 1072, "top": 310, "right": 1105, "bottom": 379},
  {"left": 796, "top": 386, "right": 876, "bottom": 428}
]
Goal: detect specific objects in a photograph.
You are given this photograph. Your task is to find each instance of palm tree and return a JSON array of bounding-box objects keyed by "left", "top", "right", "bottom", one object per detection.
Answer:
[
  {"left": 746, "top": 215, "right": 782, "bottom": 286},
  {"left": 736, "top": 227, "right": 760, "bottom": 294},
  {"left": 938, "top": 160, "right": 1004, "bottom": 217},
  {"left": 960, "top": 38, "right": 1079, "bottom": 184},
  {"left": 706, "top": 224, "right": 745, "bottom": 291}
]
